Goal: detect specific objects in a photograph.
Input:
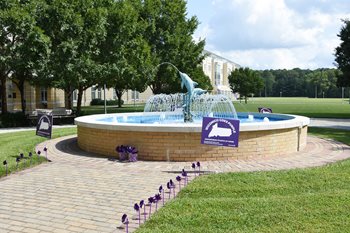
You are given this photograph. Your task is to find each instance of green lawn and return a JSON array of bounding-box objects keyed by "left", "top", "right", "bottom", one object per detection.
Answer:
[
  {"left": 136, "top": 128, "right": 350, "bottom": 233},
  {"left": 0, "top": 127, "right": 77, "bottom": 177},
  {"left": 234, "top": 97, "right": 350, "bottom": 118},
  {"left": 78, "top": 98, "right": 350, "bottom": 118}
]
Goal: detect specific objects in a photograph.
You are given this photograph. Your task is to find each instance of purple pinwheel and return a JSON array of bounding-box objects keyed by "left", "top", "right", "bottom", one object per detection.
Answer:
[
  {"left": 167, "top": 182, "right": 171, "bottom": 199},
  {"left": 154, "top": 194, "right": 161, "bottom": 211},
  {"left": 43, "top": 147, "right": 48, "bottom": 160},
  {"left": 16, "top": 157, "right": 20, "bottom": 169},
  {"left": 197, "top": 161, "right": 201, "bottom": 175},
  {"left": 37, "top": 150, "right": 41, "bottom": 157},
  {"left": 134, "top": 203, "right": 140, "bottom": 226},
  {"left": 148, "top": 197, "right": 155, "bottom": 216},
  {"left": 182, "top": 169, "right": 188, "bottom": 185},
  {"left": 116, "top": 145, "right": 127, "bottom": 161},
  {"left": 192, "top": 163, "right": 196, "bottom": 177},
  {"left": 140, "top": 200, "right": 146, "bottom": 222},
  {"left": 169, "top": 179, "right": 175, "bottom": 198},
  {"left": 3, "top": 160, "right": 7, "bottom": 176},
  {"left": 121, "top": 214, "right": 129, "bottom": 233},
  {"left": 159, "top": 185, "right": 164, "bottom": 205},
  {"left": 176, "top": 176, "right": 182, "bottom": 190}
]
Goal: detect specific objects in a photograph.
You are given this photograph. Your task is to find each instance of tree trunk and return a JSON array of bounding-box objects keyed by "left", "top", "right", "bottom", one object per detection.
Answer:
[
  {"left": 65, "top": 89, "right": 72, "bottom": 110},
  {"left": 115, "top": 88, "right": 123, "bottom": 108},
  {"left": 76, "top": 86, "right": 84, "bottom": 116},
  {"left": 0, "top": 75, "right": 7, "bottom": 114},
  {"left": 14, "top": 80, "right": 26, "bottom": 114},
  {"left": 245, "top": 96, "right": 248, "bottom": 104},
  {"left": 19, "top": 83, "right": 26, "bottom": 114}
]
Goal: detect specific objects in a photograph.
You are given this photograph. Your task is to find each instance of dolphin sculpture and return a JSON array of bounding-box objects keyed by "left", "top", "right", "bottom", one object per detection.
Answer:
[
  {"left": 193, "top": 88, "right": 207, "bottom": 97},
  {"left": 179, "top": 72, "right": 199, "bottom": 122}
]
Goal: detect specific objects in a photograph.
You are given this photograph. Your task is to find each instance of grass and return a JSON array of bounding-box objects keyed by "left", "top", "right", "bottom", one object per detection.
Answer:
[
  {"left": 136, "top": 128, "right": 350, "bottom": 233},
  {"left": 78, "top": 98, "right": 350, "bottom": 118},
  {"left": 79, "top": 104, "right": 144, "bottom": 115},
  {"left": 234, "top": 97, "right": 350, "bottom": 118},
  {"left": 0, "top": 127, "right": 77, "bottom": 177}
]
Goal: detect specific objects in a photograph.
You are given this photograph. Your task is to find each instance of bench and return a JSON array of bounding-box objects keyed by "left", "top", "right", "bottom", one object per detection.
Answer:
[{"left": 28, "top": 108, "right": 75, "bottom": 125}]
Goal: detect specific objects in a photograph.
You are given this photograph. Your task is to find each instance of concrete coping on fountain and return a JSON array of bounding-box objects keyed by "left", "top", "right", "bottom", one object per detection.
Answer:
[{"left": 75, "top": 112, "right": 310, "bottom": 133}]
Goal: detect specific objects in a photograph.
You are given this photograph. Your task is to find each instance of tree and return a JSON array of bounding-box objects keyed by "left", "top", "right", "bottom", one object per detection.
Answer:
[
  {"left": 335, "top": 20, "right": 350, "bottom": 103},
  {"left": 38, "top": 0, "right": 108, "bottom": 115},
  {"left": 228, "top": 67, "right": 264, "bottom": 103},
  {"left": 99, "top": 0, "right": 152, "bottom": 108},
  {"left": 0, "top": 0, "right": 50, "bottom": 114},
  {"left": 141, "top": 0, "right": 208, "bottom": 94}
]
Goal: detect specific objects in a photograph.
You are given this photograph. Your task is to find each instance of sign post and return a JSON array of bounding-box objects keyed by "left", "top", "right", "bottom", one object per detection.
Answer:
[
  {"left": 201, "top": 117, "right": 240, "bottom": 147},
  {"left": 36, "top": 113, "right": 53, "bottom": 139}
]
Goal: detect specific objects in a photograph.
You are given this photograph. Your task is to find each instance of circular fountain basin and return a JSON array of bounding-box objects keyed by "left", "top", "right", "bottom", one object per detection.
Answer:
[{"left": 75, "top": 112, "right": 310, "bottom": 161}]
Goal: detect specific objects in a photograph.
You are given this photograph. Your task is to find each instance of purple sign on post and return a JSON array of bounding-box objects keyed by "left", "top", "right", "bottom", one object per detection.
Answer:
[
  {"left": 258, "top": 107, "right": 272, "bottom": 113},
  {"left": 201, "top": 117, "right": 240, "bottom": 147}
]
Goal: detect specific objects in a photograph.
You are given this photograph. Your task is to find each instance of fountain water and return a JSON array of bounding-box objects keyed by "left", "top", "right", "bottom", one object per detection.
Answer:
[{"left": 145, "top": 63, "right": 237, "bottom": 122}]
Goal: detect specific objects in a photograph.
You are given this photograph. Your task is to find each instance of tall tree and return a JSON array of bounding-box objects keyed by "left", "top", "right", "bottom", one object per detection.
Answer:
[
  {"left": 335, "top": 20, "right": 350, "bottom": 103},
  {"left": 0, "top": 0, "right": 50, "bottom": 114},
  {"left": 141, "top": 0, "right": 208, "bottom": 94},
  {"left": 38, "top": 0, "right": 108, "bottom": 115},
  {"left": 228, "top": 67, "right": 264, "bottom": 103},
  {"left": 99, "top": 0, "right": 152, "bottom": 108}
]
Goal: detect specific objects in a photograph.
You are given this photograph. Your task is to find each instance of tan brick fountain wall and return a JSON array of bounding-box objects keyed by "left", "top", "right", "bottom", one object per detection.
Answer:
[{"left": 77, "top": 125, "right": 308, "bottom": 161}]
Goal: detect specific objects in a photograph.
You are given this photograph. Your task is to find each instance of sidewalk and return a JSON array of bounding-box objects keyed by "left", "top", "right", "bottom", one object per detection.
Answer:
[
  {"left": 0, "top": 125, "right": 76, "bottom": 134},
  {"left": 309, "top": 118, "right": 350, "bottom": 130}
]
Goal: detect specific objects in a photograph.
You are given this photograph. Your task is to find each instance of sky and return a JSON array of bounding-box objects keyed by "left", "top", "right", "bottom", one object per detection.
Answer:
[{"left": 186, "top": 0, "right": 350, "bottom": 70}]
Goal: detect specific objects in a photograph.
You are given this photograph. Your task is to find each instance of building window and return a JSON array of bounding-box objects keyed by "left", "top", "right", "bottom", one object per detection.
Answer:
[
  {"left": 113, "top": 89, "right": 117, "bottom": 99},
  {"left": 41, "top": 88, "right": 47, "bottom": 103},
  {"left": 131, "top": 90, "right": 139, "bottom": 101},
  {"left": 91, "top": 86, "right": 101, "bottom": 99},
  {"left": 73, "top": 90, "right": 78, "bottom": 102},
  {"left": 215, "top": 63, "right": 221, "bottom": 86}
]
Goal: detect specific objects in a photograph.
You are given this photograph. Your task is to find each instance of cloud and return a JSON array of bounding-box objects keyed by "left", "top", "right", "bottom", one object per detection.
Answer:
[{"left": 190, "top": 0, "right": 350, "bottom": 69}]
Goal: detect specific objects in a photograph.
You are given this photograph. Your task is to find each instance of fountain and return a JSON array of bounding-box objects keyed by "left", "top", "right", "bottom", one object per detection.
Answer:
[{"left": 75, "top": 65, "right": 310, "bottom": 161}]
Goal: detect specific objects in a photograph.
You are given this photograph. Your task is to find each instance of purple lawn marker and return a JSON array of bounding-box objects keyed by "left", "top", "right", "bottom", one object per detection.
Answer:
[
  {"left": 121, "top": 214, "right": 129, "bottom": 233},
  {"left": 169, "top": 179, "right": 175, "bottom": 198},
  {"left": 154, "top": 194, "right": 161, "bottom": 211},
  {"left": 140, "top": 200, "right": 146, "bottom": 222},
  {"left": 192, "top": 163, "right": 196, "bottom": 177},
  {"left": 182, "top": 169, "right": 188, "bottom": 185},
  {"left": 176, "top": 176, "right": 182, "bottom": 191},
  {"left": 3, "top": 160, "right": 7, "bottom": 176},
  {"left": 148, "top": 197, "right": 154, "bottom": 217},
  {"left": 159, "top": 185, "right": 164, "bottom": 205},
  {"left": 167, "top": 182, "right": 171, "bottom": 199},
  {"left": 16, "top": 157, "right": 20, "bottom": 170},
  {"left": 134, "top": 203, "right": 140, "bottom": 226},
  {"left": 37, "top": 150, "right": 41, "bottom": 158},
  {"left": 196, "top": 161, "right": 201, "bottom": 176},
  {"left": 43, "top": 146, "right": 48, "bottom": 160}
]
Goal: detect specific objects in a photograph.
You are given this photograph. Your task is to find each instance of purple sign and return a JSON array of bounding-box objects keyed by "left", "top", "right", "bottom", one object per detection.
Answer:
[
  {"left": 201, "top": 117, "right": 240, "bottom": 147},
  {"left": 258, "top": 107, "right": 272, "bottom": 113},
  {"left": 36, "top": 113, "right": 53, "bottom": 139}
]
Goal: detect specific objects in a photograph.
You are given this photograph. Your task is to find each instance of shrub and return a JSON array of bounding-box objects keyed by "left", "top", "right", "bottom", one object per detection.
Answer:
[
  {"left": 0, "top": 112, "right": 30, "bottom": 128},
  {"left": 90, "top": 98, "right": 123, "bottom": 106}
]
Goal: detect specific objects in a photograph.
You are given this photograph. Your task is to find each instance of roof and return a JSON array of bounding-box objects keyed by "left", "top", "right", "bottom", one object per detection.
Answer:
[{"left": 203, "top": 49, "right": 241, "bottom": 67}]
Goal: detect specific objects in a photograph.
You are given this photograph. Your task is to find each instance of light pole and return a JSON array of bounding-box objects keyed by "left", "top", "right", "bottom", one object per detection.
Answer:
[{"left": 280, "top": 91, "right": 282, "bottom": 97}]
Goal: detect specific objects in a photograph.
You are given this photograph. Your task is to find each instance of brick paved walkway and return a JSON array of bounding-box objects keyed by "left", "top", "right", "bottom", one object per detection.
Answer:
[{"left": 0, "top": 135, "right": 350, "bottom": 233}]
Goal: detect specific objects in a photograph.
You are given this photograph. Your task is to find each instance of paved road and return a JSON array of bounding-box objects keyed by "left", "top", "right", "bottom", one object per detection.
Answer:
[{"left": 0, "top": 135, "right": 350, "bottom": 233}]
